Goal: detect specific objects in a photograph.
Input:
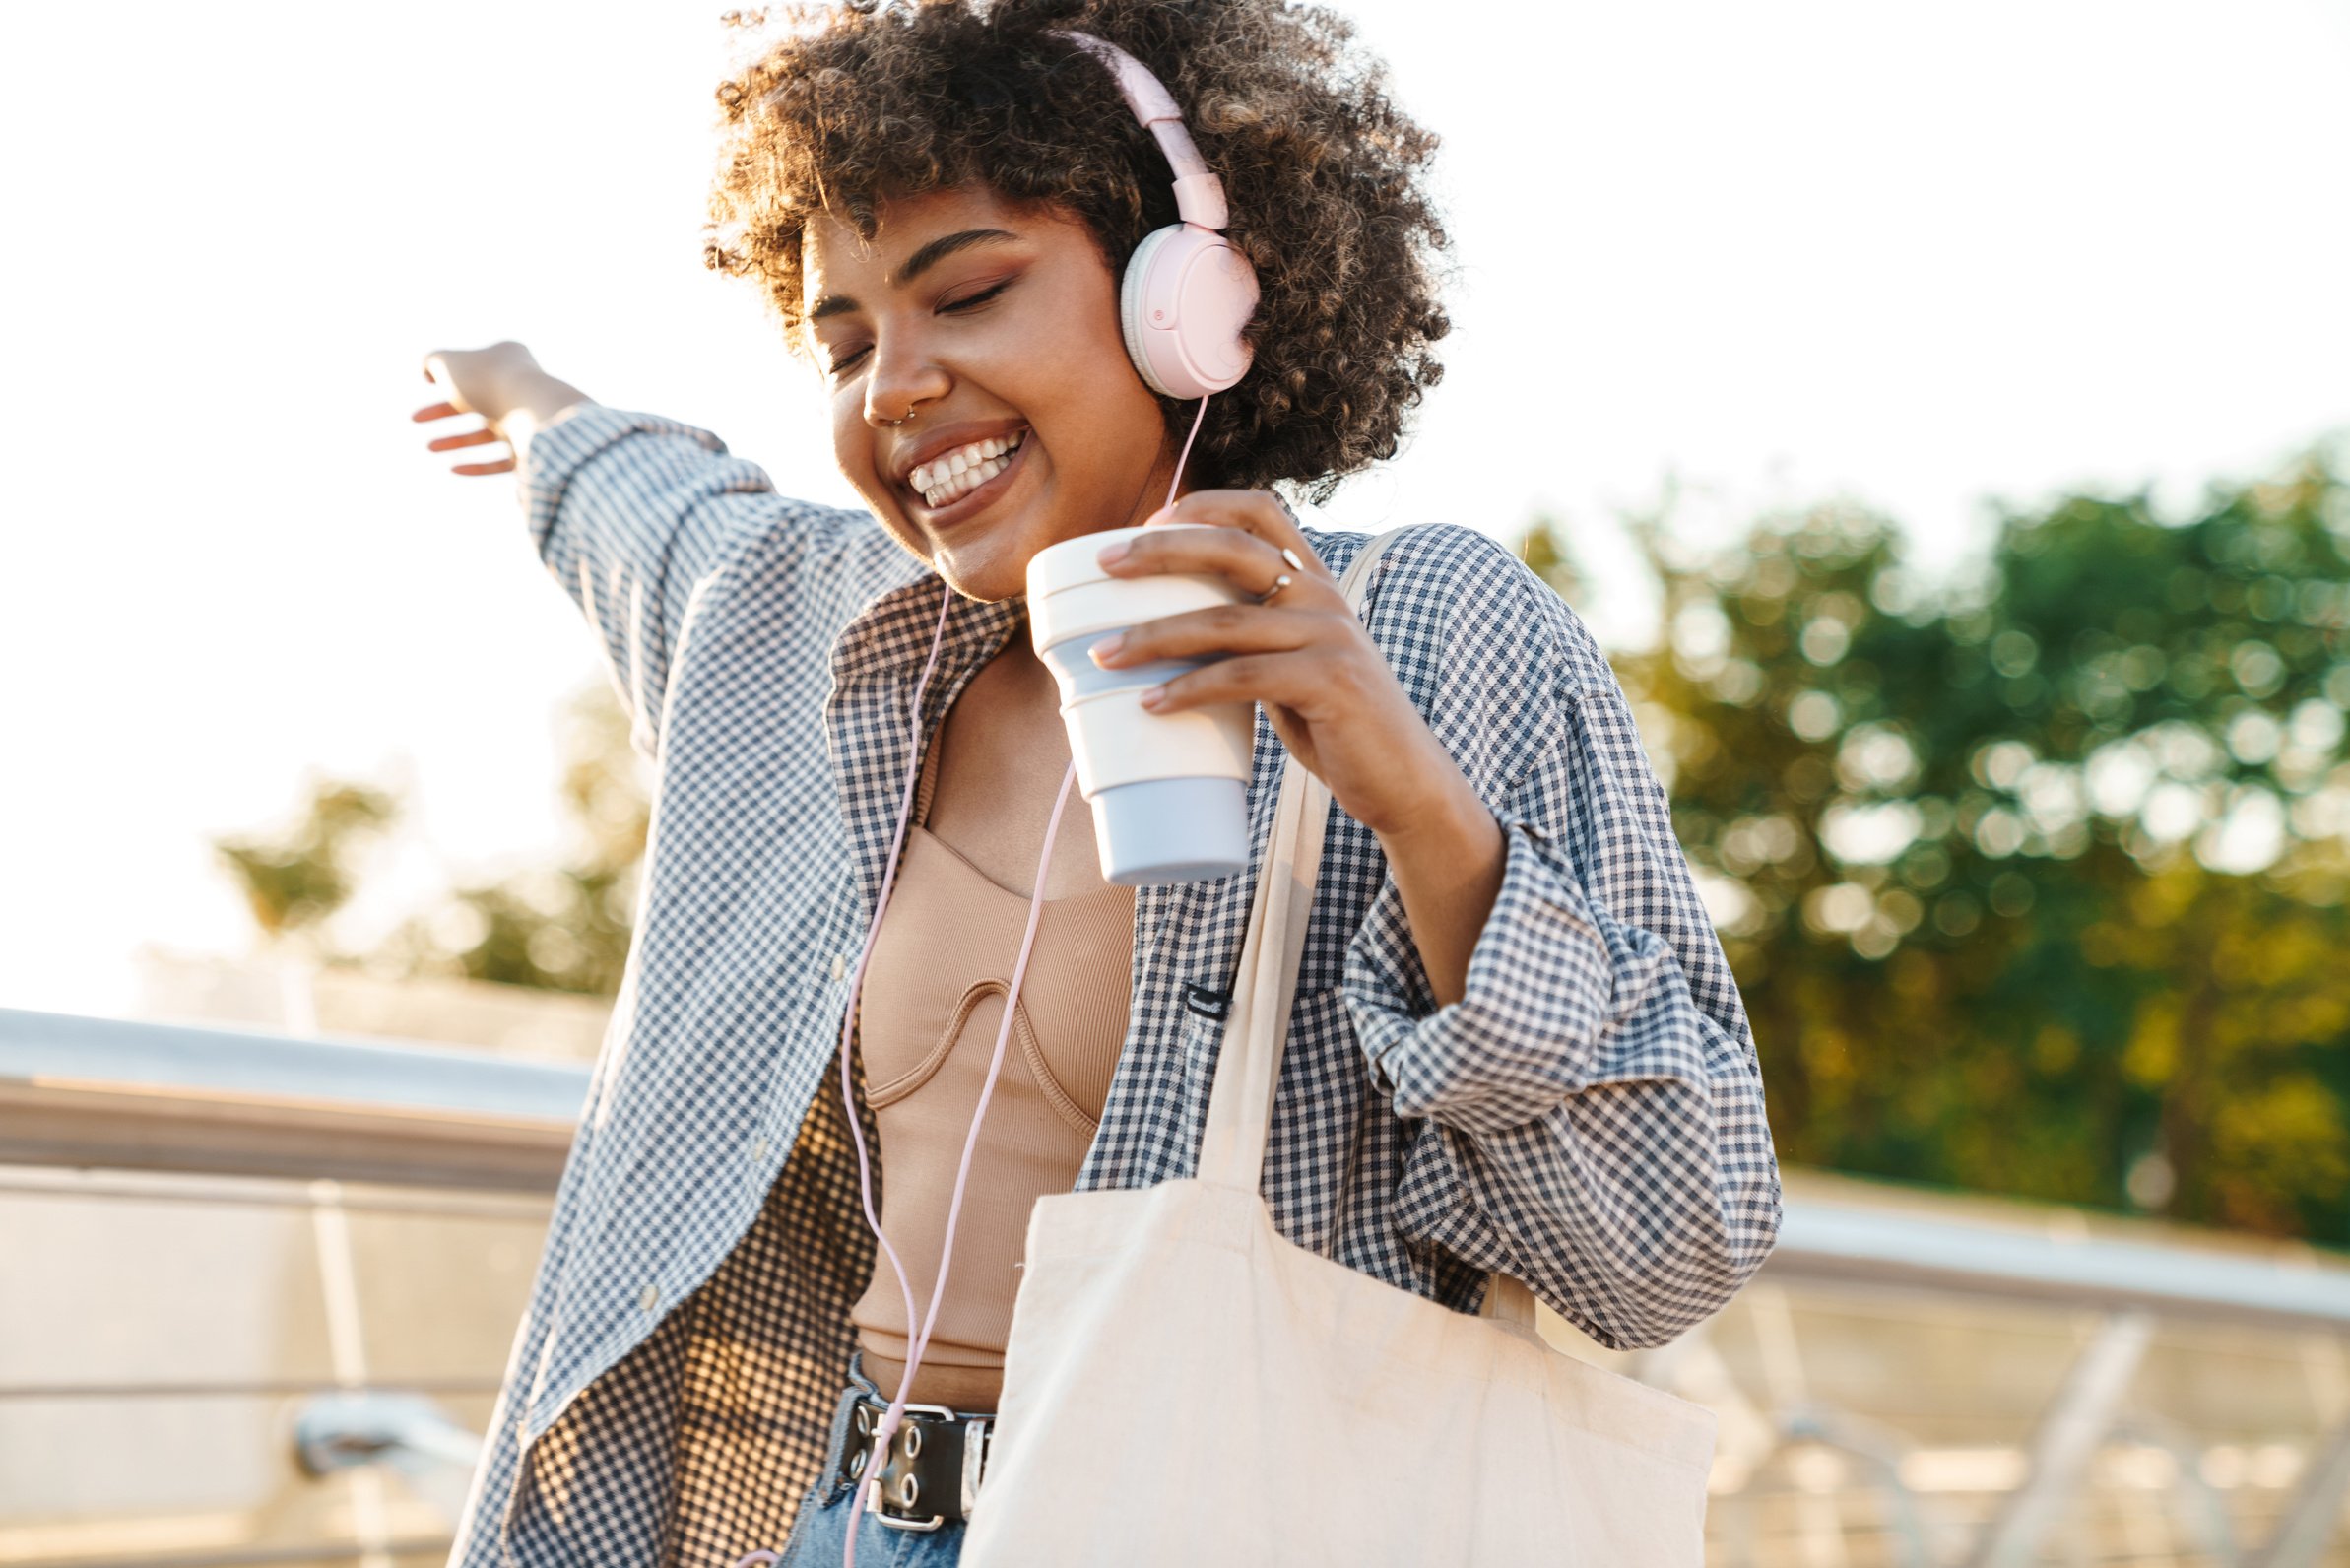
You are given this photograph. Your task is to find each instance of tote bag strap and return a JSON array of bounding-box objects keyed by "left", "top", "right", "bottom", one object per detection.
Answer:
[
  {"left": 1195, "top": 522, "right": 1540, "bottom": 1336},
  {"left": 1198, "top": 523, "right": 1413, "bottom": 1189}
]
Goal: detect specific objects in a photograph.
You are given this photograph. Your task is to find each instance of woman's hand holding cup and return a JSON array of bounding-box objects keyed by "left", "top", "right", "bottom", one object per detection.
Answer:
[{"left": 1084, "top": 490, "right": 1468, "bottom": 843}]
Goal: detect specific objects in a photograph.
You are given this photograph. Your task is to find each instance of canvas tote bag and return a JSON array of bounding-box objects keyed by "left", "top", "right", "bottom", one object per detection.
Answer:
[{"left": 960, "top": 525, "right": 1718, "bottom": 1566}]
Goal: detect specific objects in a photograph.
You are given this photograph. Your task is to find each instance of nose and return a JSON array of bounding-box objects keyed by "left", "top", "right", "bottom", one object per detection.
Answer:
[{"left": 863, "top": 328, "right": 951, "bottom": 428}]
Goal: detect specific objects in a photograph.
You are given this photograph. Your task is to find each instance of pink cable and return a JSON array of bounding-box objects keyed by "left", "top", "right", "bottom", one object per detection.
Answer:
[
  {"left": 829, "top": 593, "right": 1079, "bottom": 1568},
  {"left": 790, "top": 575, "right": 952, "bottom": 1568},
  {"left": 848, "top": 585, "right": 953, "bottom": 1397},
  {"left": 1163, "top": 393, "right": 1209, "bottom": 514},
  {"left": 729, "top": 395, "right": 1213, "bottom": 1568},
  {"left": 856, "top": 761, "right": 1078, "bottom": 1549},
  {"left": 839, "top": 703, "right": 1077, "bottom": 1565}
]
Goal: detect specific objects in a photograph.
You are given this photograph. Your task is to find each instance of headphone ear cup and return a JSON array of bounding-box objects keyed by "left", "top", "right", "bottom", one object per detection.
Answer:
[
  {"left": 1119, "top": 224, "right": 1259, "bottom": 400},
  {"left": 1118, "top": 227, "right": 1179, "bottom": 398}
]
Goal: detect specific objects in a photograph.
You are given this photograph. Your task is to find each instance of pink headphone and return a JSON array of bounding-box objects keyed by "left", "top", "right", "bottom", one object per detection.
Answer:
[{"left": 1055, "top": 31, "right": 1259, "bottom": 399}]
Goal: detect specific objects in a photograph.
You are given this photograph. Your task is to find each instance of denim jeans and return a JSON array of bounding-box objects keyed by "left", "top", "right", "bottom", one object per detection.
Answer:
[
  {"left": 773, "top": 1480, "right": 968, "bottom": 1567},
  {"left": 767, "top": 1357, "right": 971, "bottom": 1568}
]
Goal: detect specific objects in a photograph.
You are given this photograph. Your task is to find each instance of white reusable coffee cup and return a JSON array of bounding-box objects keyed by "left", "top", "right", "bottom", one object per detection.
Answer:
[{"left": 1025, "top": 523, "right": 1255, "bottom": 884}]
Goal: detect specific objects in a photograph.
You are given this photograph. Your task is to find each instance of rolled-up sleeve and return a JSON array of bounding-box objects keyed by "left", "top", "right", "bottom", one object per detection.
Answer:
[
  {"left": 519, "top": 402, "right": 838, "bottom": 757},
  {"left": 1339, "top": 528, "right": 1781, "bottom": 1348}
]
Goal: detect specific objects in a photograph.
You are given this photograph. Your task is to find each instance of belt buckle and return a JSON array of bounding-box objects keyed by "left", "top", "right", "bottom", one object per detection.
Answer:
[
  {"left": 863, "top": 1400, "right": 957, "bottom": 1533},
  {"left": 960, "top": 1416, "right": 991, "bottom": 1518}
]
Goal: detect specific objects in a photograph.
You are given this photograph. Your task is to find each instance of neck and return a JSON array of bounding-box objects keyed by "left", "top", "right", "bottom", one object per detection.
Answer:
[
  {"left": 991, "top": 603, "right": 1050, "bottom": 688},
  {"left": 1125, "top": 440, "right": 1197, "bottom": 528}
]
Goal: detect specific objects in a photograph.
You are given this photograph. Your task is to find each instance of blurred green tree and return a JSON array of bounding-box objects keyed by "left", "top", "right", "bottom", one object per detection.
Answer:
[
  {"left": 216, "top": 682, "right": 648, "bottom": 996},
  {"left": 1541, "top": 444, "right": 2350, "bottom": 1240},
  {"left": 212, "top": 780, "right": 399, "bottom": 952}
]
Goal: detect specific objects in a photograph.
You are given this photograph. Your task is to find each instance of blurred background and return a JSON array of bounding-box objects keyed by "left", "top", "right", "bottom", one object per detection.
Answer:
[{"left": 2, "top": 1, "right": 2346, "bottom": 1564}]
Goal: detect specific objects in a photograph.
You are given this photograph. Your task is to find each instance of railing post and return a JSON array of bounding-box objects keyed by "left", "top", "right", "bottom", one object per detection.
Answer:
[
  {"left": 311, "top": 1178, "right": 394, "bottom": 1568},
  {"left": 2247, "top": 1415, "right": 2350, "bottom": 1568},
  {"left": 1966, "top": 1309, "right": 2155, "bottom": 1568}
]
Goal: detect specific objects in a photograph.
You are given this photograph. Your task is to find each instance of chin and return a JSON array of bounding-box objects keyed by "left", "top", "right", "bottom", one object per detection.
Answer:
[
  {"left": 931, "top": 505, "right": 1080, "bottom": 606},
  {"left": 926, "top": 536, "right": 1030, "bottom": 607}
]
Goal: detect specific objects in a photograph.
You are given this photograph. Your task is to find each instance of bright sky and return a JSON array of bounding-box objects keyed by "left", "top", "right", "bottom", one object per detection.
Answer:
[{"left": 3, "top": 0, "right": 2345, "bottom": 1020}]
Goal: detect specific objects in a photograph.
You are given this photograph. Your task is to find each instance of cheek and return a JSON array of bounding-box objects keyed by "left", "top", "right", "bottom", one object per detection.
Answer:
[
  {"left": 997, "top": 301, "right": 1160, "bottom": 452},
  {"left": 830, "top": 393, "right": 884, "bottom": 490},
  {"left": 1047, "top": 296, "right": 1140, "bottom": 397}
]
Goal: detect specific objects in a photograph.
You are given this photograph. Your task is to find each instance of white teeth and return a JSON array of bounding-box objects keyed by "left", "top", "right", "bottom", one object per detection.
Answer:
[
  {"left": 910, "top": 432, "right": 1024, "bottom": 507},
  {"left": 929, "top": 455, "right": 1004, "bottom": 507}
]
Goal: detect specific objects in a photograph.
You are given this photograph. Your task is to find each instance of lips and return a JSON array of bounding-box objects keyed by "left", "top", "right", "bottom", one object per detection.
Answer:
[{"left": 890, "top": 420, "right": 1027, "bottom": 487}]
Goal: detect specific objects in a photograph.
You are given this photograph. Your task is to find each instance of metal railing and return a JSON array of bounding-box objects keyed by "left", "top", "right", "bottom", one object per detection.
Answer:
[
  {"left": 6, "top": 1005, "right": 2349, "bottom": 1566},
  {"left": 0, "top": 1006, "right": 585, "bottom": 1192}
]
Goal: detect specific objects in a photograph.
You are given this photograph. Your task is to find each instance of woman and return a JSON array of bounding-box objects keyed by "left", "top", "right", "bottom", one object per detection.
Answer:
[{"left": 417, "top": 4, "right": 1780, "bottom": 1563}]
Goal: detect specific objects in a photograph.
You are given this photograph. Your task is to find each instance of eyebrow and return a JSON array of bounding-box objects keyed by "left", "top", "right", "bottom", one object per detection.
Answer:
[{"left": 808, "top": 228, "right": 1021, "bottom": 324}]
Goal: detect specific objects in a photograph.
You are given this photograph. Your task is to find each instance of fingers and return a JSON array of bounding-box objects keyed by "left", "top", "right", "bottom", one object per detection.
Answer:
[
  {"left": 1090, "top": 602, "right": 1323, "bottom": 671},
  {"left": 414, "top": 399, "right": 511, "bottom": 475},
  {"left": 1100, "top": 491, "right": 1328, "bottom": 597},
  {"left": 1135, "top": 650, "right": 1340, "bottom": 717},
  {"left": 426, "top": 425, "right": 503, "bottom": 453},
  {"left": 1142, "top": 489, "right": 1323, "bottom": 567}
]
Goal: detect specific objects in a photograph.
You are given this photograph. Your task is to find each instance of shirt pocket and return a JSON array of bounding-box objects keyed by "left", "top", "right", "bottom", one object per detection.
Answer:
[{"left": 1178, "top": 979, "right": 1356, "bottom": 1112}]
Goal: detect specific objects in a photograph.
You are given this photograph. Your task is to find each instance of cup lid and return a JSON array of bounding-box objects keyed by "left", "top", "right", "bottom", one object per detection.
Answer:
[{"left": 1025, "top": 522, "right": 1226, "bottom": 601}]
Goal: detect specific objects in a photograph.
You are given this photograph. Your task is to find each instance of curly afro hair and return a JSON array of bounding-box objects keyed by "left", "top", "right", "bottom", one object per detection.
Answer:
[{"left": 702, "top": 0, "right": 1452, "bottom": 503}]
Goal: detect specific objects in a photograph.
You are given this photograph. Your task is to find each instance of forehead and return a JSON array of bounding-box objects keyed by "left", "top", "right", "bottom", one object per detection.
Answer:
[{"left": 802, "top": 185, "right": 1026, "bottom": 290}]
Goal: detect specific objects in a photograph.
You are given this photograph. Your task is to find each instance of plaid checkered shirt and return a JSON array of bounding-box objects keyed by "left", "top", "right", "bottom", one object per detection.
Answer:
[{"left": 447, "top": 403, "right": 1782, "bottom": 1564}]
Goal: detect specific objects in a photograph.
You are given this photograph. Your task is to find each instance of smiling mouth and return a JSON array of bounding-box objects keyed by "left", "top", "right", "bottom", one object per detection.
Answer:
[
  {"left": 909, "top": 430, "right": 1026, "bottom": 510},
  {"left": 906, "top": 430, "right": 1029, "bottom": 527}
]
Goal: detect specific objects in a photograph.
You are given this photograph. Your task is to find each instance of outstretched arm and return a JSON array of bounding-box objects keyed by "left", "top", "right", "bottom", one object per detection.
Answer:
[{"left": 414, "top": 340, "right": 857, "bottom": 759}]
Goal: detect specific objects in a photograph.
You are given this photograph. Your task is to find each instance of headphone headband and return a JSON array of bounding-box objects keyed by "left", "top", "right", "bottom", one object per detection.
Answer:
[
  {"left": 1049, "top": 29, "right": 1256, "bottom": 398},
  {"left": 1051, "top": 31, "right": 1230, "bottom": 231}
]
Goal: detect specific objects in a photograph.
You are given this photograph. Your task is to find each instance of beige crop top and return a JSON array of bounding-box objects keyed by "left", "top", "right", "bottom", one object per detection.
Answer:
[{"left": 847, "top": 711, "right": 1137, "bottom": 1411}]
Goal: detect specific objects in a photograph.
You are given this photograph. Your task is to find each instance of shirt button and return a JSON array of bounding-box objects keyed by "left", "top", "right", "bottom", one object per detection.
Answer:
[
  {"left": 638, "top": 1284, "right": 659, "bottom": 1313},
  {"left": 751, "top": 1137, "right": 770, "bottom": 1162},
  {"left": 830, "top": 953, "right": 846, "bottom": 981}
]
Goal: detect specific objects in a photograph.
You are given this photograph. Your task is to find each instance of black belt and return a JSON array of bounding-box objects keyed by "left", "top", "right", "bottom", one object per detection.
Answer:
[{"left": 828, "top": 1382, "right": 994, "bottom": 1532}]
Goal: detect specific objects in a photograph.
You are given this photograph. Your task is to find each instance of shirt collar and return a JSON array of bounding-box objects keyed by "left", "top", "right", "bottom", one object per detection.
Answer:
[{"left": 821, "top": 521, "right": 1342, "bottom": 927}]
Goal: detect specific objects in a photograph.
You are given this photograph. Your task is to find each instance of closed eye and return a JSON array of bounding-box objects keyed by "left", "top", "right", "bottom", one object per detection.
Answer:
[
  {"left": 943, "top": 279, "right": 1013, "bottom": 313},
  {"left": 825, "top": 279, "right": 1016, "bottom": 377}
]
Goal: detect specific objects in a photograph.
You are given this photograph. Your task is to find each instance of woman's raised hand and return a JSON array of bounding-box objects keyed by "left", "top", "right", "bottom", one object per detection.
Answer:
[
  {"left": 1089, "top": 490, "right": 1479, "bottom": 843},
  {"left": 414, "top": 340, "right": 590, "bottom": 478}
]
